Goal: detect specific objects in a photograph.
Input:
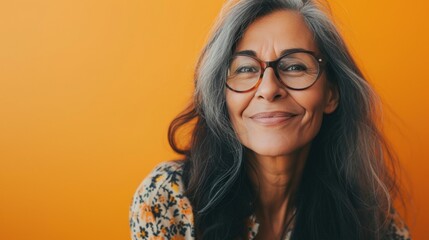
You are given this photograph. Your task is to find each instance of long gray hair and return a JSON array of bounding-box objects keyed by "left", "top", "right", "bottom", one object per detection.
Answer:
[{"left": 168, "top": 0, "right": 403, "bottom": 239}]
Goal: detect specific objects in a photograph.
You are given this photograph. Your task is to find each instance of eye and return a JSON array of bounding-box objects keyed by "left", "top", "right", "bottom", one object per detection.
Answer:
[
  {"left": 235, "top": 66, "right": 259, "bottom": 74},
  {"left": 279, "top": 63, "right": 307, "bottom": 72},
  {"left": 287, "top": 65, "right": 306, "bottom": 71}
]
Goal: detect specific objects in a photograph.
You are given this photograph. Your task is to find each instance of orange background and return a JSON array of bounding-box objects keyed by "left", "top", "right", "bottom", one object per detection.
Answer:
[{"left": 0, "top": 0, "right": 427, "bottom": 239}]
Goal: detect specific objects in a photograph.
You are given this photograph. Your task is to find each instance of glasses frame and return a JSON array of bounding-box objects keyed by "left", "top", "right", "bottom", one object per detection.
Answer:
[{"left": 226, "top": 49, "right": 325, "bottom": 93}]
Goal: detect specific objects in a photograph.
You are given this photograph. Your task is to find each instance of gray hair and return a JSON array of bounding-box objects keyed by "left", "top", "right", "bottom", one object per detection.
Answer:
[{"left": 178, "top": 0, "right": 398, "bottom": 238}]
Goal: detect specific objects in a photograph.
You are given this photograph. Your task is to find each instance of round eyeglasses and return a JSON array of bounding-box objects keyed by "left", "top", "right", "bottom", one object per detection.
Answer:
[{"left": 226, "top": 49, "right": 324, "bottom": 93}]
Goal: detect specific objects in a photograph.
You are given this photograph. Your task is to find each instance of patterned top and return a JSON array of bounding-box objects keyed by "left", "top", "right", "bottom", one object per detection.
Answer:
[{"left": 129, "top": 161, "right": 411, "bottom": 240}]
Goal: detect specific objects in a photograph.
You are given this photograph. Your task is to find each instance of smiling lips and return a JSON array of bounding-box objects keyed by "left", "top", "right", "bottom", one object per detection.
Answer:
[{"left": 250, "top": 111, "right": 298, "bottom": 125}]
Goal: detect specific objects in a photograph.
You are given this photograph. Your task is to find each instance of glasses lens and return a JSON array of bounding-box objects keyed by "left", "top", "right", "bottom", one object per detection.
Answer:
[
  {"left": 277, "top": 52, "right": 320, "bottom": 89},
  {"left": 227, "top": 55, "right": 261, "bottom": 92}
]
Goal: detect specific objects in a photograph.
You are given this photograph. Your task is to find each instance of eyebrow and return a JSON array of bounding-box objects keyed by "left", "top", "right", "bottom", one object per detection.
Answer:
[{"left": 234, "top": 48, "right": 314, "bottom": 57}]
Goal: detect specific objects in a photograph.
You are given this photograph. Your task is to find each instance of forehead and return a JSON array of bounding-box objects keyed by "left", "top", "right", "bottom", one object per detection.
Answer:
[{"left": 235, "top": 10, "right": 318, "bottom": 58}]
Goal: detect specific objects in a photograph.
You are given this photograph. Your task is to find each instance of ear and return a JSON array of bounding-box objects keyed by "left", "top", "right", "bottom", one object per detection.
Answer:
[{"left": 323, "top": 82, "right": 339, "bottom": 114}]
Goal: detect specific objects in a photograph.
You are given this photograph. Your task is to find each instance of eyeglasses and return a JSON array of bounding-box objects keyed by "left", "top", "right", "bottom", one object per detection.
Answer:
[{"left": 226, "top": 49, "right": 324, "bottom": 93}]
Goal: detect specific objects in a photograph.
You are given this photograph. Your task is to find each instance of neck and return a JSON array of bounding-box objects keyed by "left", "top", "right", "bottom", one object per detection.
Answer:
[{"left": 246, "top": 145, "right": 309, "bottom": 234}]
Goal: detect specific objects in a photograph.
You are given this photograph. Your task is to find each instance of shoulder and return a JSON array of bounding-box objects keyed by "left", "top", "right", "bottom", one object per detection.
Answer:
[
  {"left": 134, "top": 161, "right": 186, "bottom": 199},
  {"left": 384, "top": 208, "right": 412, "bottom": 240},
  {"left": 129, "top": 161, "right": 194, "bottom": 240}
]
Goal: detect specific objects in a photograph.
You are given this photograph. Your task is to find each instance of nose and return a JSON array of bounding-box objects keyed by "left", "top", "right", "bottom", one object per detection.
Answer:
[{"left": 255, "top": 67, "right": 287, "bottom": 101}]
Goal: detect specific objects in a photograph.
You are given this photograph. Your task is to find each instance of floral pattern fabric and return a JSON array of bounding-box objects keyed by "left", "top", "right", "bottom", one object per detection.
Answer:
[{"left": 129, "top": 161, "right": 411, "bottom": 240}]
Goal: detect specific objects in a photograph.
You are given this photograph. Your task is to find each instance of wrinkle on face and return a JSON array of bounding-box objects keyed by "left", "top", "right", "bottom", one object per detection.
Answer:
[{"left": 226, "top": 10, "right": 337, "bottom": 159}]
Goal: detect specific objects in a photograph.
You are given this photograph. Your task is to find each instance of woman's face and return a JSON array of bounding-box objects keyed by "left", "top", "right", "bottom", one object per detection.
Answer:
[{"left": 226, "top": 10, "right": 338, "bottom": 158}]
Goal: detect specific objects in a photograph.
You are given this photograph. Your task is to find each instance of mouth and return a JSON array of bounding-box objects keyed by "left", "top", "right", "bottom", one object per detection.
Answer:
[{"left": 249, "top": 111, "right": 299, "bottom": 125}]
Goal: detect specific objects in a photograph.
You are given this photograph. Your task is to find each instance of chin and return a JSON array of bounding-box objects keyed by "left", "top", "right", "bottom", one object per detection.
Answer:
[
  {"left": 244, "top": 139, "right": 311, "bottom": 158},
  {"left": 246, "top": 144, "right": 298, "bottom": 157}
]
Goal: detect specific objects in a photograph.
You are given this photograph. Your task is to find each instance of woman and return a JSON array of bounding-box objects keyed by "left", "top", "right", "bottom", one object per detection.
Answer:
[{"left": 129, "top": 0, "right": 411, "bottom": 239}]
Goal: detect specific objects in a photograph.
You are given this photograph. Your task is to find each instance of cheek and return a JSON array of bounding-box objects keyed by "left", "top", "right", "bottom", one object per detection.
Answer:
[
  {"left": 300, "top": 92, "right": 327, "bottom": 117},
  {"left": 226, "top": 91, "right": 243, "bottom": 118},
  {"left": 296, "top": 79, "right": 331, "bottom": 117},
  {"left": 225, "top": 91, "right": 252, "bottom": 135},
  {"left": 292, "top": 84, "right": 331, "bottom": 143}
]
